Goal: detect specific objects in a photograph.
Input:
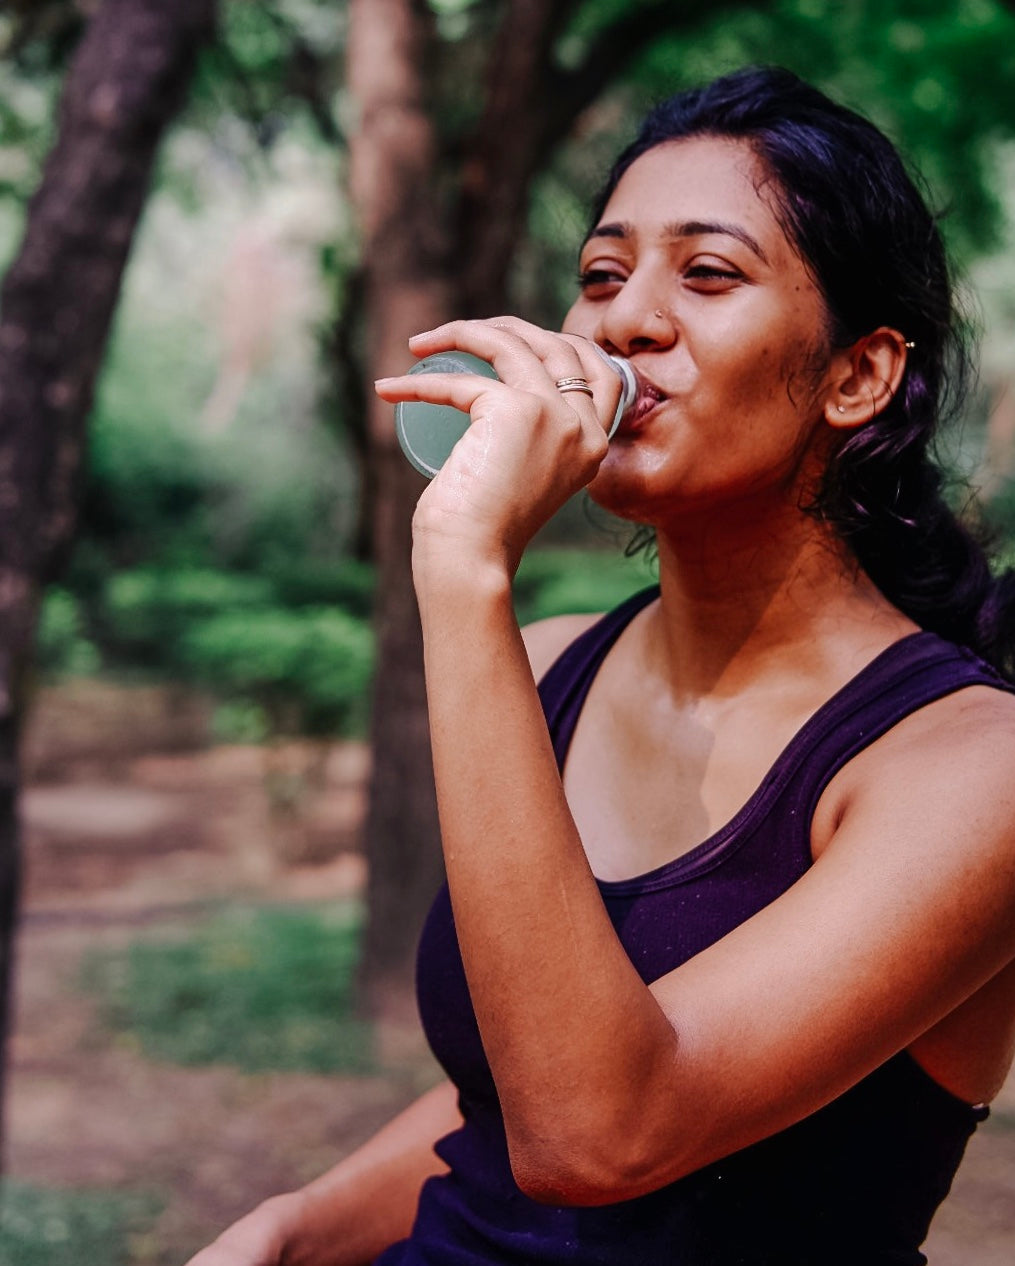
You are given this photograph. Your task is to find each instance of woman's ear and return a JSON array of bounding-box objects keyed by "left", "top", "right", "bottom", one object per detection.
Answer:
[{"left": 824, "top": 327, "right": 910, "bottom": 429}]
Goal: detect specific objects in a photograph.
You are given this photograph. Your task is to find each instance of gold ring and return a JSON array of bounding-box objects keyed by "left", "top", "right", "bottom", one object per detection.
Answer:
[{"left": 555, "top": 377, "right": 594, "bottom": 397}]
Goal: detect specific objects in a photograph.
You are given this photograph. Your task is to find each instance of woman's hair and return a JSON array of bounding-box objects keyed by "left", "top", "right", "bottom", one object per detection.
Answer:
[{"left": 595, "top": 66, "right": 1015, "bottom": 679}]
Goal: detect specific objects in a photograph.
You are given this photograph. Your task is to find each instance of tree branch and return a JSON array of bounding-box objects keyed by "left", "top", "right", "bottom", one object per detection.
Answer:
[{"left": 543, "top": 0, "right": 751, "bottom": 152}]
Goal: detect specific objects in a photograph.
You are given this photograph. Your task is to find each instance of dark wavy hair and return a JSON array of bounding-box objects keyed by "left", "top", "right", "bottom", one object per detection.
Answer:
[{"left": 594, "top": 66, "right": 1015, "bottom": 679}]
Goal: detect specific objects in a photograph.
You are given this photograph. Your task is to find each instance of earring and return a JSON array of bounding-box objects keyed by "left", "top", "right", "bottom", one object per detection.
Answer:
[{"left": 836, "top": 405, "right": 847, "bottom": 414}]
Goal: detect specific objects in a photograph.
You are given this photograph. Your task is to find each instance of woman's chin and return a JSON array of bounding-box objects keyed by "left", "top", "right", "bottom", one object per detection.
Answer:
[
  {"left": 587, "top": 478, "right": 663, "bottom": 529},
  {"left": 587, "top": 449, "right": 683, "bottom": 524}
]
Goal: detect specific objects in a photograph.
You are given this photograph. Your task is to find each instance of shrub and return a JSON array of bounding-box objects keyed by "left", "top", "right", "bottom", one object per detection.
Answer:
[
  {"left": 513, "top": 548, "right": 654, "bottom": 625},
  {"left": 102, "top": 568, "right": 274, "bottom": 668},
  {"left": 81, "top": 903, "right": 372, "bottom": 1074},
  {"left": 35, "top": 588, "right": 101, "bottom": 677},
  {"left": 260, "top": 555, "right": 374, "bottom": 617},
  {"left": 0, "top": 1182, "right": 159, "bottom": 1266},
  {"left": 180, "top": 605, "right": 373, "bottom": 735}
]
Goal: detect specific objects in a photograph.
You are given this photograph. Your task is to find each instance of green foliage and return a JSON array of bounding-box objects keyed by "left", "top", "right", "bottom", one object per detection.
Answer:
[
  {"left": 0, "top": 1181, "right": 159, "bottom": 1266},
  {"left": 92, "top": 563, "right": 374, "bottom": 736},
  {"left": 519, "top": 0, "right": 1015, "bottom": 315},
  {"left": 102, "top": 568, "right": 275, "bottom": 667},
  {"left": 210, "top": 698, "right": 272, "bottom": 744},
  {"left": 591, "top": 0, "right": 1015, "bottom": 257},
  {"left": 0, "top": 16, "right": 62, "bottom": 206},
  {"left": 262, "top": 555, "right": 375, "bottom": 618},
  {"left": 35, "top": 588, "right": 100, "bottom": 678},
  {"left": 50, "top": 267, "right": 375, "bottom": 737},
  {"left": 81, "top": 903, "right": 373, "bottom": 1074},
  {"left": 180, "top": 605, "right": 373, "bottom": 736},
  {"left": 513, "top": 547, "right": 655, "bottom": 626},
  {"left": 983, "top": 479, "right": 1015, "bottom": 544},
  {"left": 81, "top": 336, "right": 221, "bottom": 572},
  {"left": 82, "top": 312, "right": 355, "bottom": 577},
  {"left": 190, "top": 0, "right": 346, "bottom": 143},
  {"left": 49, "top": 544, "right": 664, "bottom": 738}
]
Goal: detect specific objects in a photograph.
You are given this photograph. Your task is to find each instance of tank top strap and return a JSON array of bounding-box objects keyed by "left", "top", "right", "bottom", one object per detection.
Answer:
[
  {"left": 764, "top": 631, "right": 1015, "bottom": 829},
  {"left": 538, "top": 593, "right": 1015, "bottom": 834},
  {"left": 538, "top": 585, "right": 660, "bottom": 770}
]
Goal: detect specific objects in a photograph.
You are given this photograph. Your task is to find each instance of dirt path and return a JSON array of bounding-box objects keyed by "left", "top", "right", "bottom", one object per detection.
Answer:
[
  {"left": 10, "top": 916, "right": 429, "bottom": 1259},
  {"left": 9, "top": 687, "right": 441, "bottom": 1261},
  {"left": 7, "top": 682, "right": 1015, "bottom": 1263}
]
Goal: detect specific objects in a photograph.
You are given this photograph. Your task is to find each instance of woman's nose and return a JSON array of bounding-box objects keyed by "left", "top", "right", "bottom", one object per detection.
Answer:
[{"left": 596, "top": 289, "right": 676, "bottom": 357}]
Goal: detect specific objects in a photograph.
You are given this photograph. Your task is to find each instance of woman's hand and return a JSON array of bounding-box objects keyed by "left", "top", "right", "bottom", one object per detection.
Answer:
[
  {"left": 180, "top": 1083, "right": 459, "bottom": 1266},
  {"left": 182, "top": 1193, "right": 300, "bottom": 1266},
  {"left": 374, "top": 318, "right": 621, "bottom": 581}
]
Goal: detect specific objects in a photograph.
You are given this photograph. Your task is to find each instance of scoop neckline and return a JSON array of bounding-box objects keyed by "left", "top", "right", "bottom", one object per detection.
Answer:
[{"left": 589, "top": 628, "right": 939, "bottom": 896}]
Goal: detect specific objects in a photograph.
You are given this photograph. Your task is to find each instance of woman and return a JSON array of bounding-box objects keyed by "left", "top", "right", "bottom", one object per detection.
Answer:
[{"left": 188, "top": 67, "right": 1015, "bottom": 1265}]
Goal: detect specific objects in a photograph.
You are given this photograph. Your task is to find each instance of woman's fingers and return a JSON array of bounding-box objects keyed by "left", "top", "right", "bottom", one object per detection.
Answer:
[
  {"left": 375, "top": 371, "right": 509, "bottom": 414},
  {"left": 374, "top": 371, "right": 605, "bottom": 475},
  {"left": 407, "top": 318, "right": 585, "bottom": 394},
  {"left": 404, "top": 318, "right": 620, "bottom": 433}
]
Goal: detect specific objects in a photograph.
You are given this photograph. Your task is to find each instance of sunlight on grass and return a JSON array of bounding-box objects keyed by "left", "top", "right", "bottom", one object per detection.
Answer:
[{"left": 81, "top": 902, "right": 374, "bottom": 1073}]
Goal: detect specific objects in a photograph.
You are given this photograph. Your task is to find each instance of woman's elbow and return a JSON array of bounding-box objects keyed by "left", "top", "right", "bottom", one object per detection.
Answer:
[{"left": 507, "top": 1126, "right": 693, "bottom": 1207}]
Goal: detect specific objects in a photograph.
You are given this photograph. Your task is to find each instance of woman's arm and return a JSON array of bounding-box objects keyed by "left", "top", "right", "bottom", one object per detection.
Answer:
[
  {"left": 183, "top": 1080, "right": 461, "bottom": 1266},
  {"left": 418, "top": 563, "right": 1015, "bottom": 1207}
]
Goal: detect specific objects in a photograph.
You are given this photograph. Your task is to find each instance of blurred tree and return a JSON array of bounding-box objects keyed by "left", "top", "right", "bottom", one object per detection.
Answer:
[{"left": 0, "top": 0, "right": 216, "bottom": 1155}]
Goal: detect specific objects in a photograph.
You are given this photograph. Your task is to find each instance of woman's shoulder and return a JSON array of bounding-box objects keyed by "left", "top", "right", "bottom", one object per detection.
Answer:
[
  {"left": 521, "top": 612, "right": 603, "bottom": 681},
  {"left": 832, "top": 679, "right": 1015, "bottom": 851},
  {"left": 873, "top": 676, "right": 1015, "bottom": 769}
]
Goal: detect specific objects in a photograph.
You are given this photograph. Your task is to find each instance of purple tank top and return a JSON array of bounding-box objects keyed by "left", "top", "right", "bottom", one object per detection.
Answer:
[{"left": 376, "top": 587, "right": 1010, "bottom": 1266}]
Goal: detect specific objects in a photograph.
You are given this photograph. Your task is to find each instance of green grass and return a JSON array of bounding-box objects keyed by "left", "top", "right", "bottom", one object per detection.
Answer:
[
  {"left": 0, "top": 1182, "right": 160, "bottom": 1266},
  {"left": 81, "top": 902, "right": 374, "bottom": 1074}
]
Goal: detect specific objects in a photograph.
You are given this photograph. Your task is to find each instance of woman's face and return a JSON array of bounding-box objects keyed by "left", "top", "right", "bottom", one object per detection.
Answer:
[{"left": 563, "top": 135, "right": 839, "bottom": 529}]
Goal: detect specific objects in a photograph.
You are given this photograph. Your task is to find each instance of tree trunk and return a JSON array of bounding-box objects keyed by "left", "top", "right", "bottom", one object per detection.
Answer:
[
  {"left": 455, "top": 0, "right": 575, "bottom": 316},
  {"left": 347, "top": 0, "right": 457, "bottom": 1036},
  {"left": 0, "top": 0, "right": 215, "bottom": 1156}
]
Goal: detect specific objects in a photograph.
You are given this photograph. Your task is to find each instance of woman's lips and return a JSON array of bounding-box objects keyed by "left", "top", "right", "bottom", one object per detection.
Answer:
[{"left": 622, "top": 370, "right": 666, "bottom": 430}]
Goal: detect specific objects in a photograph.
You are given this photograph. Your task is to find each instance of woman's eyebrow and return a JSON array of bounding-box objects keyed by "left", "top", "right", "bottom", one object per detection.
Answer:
[
  {"left": 671, "top": 220, "right": 769, "bottom": 263},
  {"left": 585, "top": 219, "right": 768, "bottom": 264}
]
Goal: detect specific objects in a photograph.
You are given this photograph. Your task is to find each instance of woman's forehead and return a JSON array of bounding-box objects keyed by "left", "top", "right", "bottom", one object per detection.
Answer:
[{"left": 595, "top": 137, "right": 792, "bottom": 259}]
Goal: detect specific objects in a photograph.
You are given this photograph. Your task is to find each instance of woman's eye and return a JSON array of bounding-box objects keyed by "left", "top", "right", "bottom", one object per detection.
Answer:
[
  {"left": 684, "top": 263, "right": 743, "bottom": 286},
  {"left": 576, "top": 268, "right": 624, "bottom": 292}
]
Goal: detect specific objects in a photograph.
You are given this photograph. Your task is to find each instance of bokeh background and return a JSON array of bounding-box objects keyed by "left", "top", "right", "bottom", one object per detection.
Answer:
[{"left": 1, "top": 1, "right": 1015, "bottom": 1262}]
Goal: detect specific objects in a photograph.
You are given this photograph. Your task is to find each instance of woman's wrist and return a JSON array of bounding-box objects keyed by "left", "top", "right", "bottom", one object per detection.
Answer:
[
  {"left": 263, "top": 1191, "right": 310, "bottom": 1266},
  {"left": 411, "top": 536, "right": 515, "bottom": 609}
]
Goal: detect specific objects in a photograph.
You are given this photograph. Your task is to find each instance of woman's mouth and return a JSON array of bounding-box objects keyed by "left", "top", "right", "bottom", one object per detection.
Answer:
[{"left": 624, "top": 371, "right": 666, "bottom": 430}]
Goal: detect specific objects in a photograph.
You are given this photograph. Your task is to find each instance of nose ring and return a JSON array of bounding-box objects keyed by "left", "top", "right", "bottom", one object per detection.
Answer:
[{"left": 654, "top": 309, "right": 664, "bottom": 318}]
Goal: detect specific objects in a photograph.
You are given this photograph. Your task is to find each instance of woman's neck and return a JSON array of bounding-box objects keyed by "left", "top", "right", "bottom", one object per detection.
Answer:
[{"left": 648, "top": 497, "right": 917, "bottom": 701}]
